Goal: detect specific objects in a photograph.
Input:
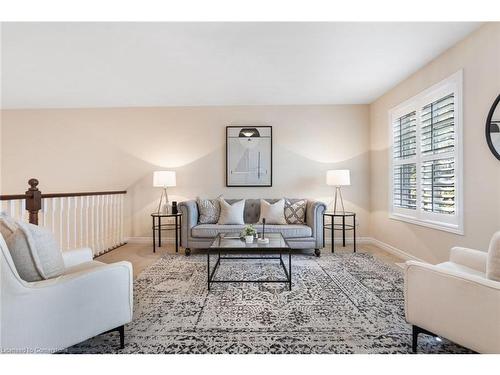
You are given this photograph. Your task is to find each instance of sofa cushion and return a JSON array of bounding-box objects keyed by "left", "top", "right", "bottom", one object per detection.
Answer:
[
  {"left": 191, "top": 224, "right": 312, "bottom": 239},
  {"left": 284, "top": 198, "right": 307, "bottom": 224},
  {"left": 1, "top": 214, "right": 65, "bottom": 282},
  {"left": 258, "top": 199, "right": 287, "bottom": 224},
  {"left": 486, "top": 231, "right": 500, "bottom": 282},
  {"left": 196, "top": 197, "right": 221, "bottom": 224},
  {"left": 217, "top": 198, "right": 245, "bottom": 225}
]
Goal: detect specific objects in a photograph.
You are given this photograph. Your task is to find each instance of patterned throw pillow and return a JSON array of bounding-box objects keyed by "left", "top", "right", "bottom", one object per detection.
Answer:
[
  {"left": 284, "top": 199, "right": 307, "bottom": 224},
  {"left": 196, "top": 197, "right": 221, "bottom": 224}
]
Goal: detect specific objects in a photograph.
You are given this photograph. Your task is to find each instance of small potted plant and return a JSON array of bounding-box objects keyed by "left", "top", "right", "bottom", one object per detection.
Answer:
[{"left": 241, "top": 224, "right": 257, "bottom": 244}]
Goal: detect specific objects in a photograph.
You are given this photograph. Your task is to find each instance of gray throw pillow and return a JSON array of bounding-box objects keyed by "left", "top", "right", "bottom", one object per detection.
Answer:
[
  {"left": 217, "top": 198, "right": 245, "bottom": 225},
  {"left": 197, "top": 197, "right": 221, "bottom": 224},
  {"left": 1, "top": 214, "right": 64, "bottom": 282},
  {"left": 284, "top": 198, "right": 307, "bottom": 224},
  {"left": 486, "top": 231, "right": 500, "bottom": 282}
]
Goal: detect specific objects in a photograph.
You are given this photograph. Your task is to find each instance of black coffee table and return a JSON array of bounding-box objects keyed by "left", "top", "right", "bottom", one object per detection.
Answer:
[{"left": 207, "top": 232, "right": 292, "bottom": 291}]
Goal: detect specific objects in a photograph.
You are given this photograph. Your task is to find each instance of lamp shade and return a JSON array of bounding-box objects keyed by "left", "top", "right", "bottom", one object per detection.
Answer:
[
  {"left": 153, "top": 171, "right": 176, "bottom": 187},
  {"left": 326, "top": 169, "right": 350, "bottom": 186}
]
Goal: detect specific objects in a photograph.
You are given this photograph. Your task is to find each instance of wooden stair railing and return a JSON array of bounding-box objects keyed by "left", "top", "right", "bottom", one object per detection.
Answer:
[{"left": 0, "top": 179, "right": 127, "bottom": 256}]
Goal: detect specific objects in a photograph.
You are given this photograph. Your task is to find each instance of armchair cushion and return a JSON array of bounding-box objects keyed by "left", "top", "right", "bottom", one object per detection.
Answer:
[
  {"left": 487, "top": 231, "right": 500, "bottom": 282},
  {"left": 2, "top": 219, "right": 64, "bottom": 282},
  {"left": 62, "top": 248, "right": 94, "bottom": 268},
  {"left": 450, "top": 246, "right": 488, "bottom": 273}
]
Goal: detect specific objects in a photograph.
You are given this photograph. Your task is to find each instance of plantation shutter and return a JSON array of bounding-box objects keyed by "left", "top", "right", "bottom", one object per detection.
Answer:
[
  {"left": 392, "top": 111, "right": 416, "bottom": 210},
  {"left": 421, "top": 94, "right": 455, "bottom": 155},
  {"left": 393, "top": 112, "right": 416, "bottom": 159},
  {"left": 393, "top": 164, "right": 417, "bottom": 209},
  {"left": 420, "top": 94, "right": 456, "bottom": 215}
]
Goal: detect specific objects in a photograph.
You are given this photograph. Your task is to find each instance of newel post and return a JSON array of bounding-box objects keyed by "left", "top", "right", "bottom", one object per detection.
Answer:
[{"left": 25, "top": 178, "right": 42, "bottom": 225}]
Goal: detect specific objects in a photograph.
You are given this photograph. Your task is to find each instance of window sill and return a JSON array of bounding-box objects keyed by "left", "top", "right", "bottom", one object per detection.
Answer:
[{"left": 389, "top": 213, "right": 464, "bottom": 236}]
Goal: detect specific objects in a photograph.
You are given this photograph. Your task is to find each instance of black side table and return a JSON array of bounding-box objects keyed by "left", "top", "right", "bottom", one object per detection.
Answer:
[
  {"left": 151, "top": 213, "right": 182, "bottom": 253},
  {"left": 323, "top": 211, "right": 356, "bottom": 253}
]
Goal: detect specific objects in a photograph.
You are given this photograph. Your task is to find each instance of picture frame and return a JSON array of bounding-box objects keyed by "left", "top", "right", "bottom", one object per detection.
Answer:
[{"left": 226, "top": 126, "right": 273, "bottom": 187}]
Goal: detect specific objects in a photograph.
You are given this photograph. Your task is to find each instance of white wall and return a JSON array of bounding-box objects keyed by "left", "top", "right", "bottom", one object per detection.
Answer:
[
  {"left": 369, "top": 23, "right": 500, "bottom": 263},
  {"left": 1, "top": 105, "right": 370, "bottom": 238}
]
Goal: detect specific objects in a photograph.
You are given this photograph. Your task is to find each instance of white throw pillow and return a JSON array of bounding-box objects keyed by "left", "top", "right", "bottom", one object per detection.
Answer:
[
  {"left": 259, "top": 199, "right": 287, "bottom": 224},
  {"left": 486, "top": 231, "right": 500, "bottom": 282},
  {"left": 217, "top": 198, "right": 245, "bottom": 225},
  {"left": 1, "top": 214, "right": 64, "bottom": 282}
]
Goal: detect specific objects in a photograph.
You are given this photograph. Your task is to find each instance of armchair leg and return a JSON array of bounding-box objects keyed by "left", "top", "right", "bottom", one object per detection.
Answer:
[
  {"left": 412, "top": 325, "right": 436, "bottom": 353},
  {"left": 118, "top": 325, "right": 125, "bottom": 349},
  {"left": 104, "top": 325, "right": 125, "bottom": 349},
  {"left": 314, "top": 248, "right": 321, "bottom": 257},
  {"left": 185, "top": 248, "right": 191, "bottom": 256}
]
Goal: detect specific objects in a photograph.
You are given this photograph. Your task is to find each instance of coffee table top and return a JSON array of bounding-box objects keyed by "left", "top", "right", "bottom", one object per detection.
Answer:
[{"left": 210, "top": 232, "right": 289, "bottom": 250}]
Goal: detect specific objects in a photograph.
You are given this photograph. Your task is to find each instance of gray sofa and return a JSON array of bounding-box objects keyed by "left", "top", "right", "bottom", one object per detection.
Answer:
[{"left": 178, "top": 199, "right": 326, "bottom": 256}]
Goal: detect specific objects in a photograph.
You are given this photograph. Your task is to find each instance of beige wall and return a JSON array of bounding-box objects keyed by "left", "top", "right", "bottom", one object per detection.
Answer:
[
  {"left": 1, "top": 105, "right": 370, "bottom": 238},
  {"left": 369, "top": 23, "right": 500, "bottom": 263}
]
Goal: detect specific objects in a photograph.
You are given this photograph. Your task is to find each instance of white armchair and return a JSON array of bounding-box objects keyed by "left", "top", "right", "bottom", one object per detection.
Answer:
[
  {"left": 405, "top": 243, "right": 500, "bottom": 353},
  {"left": 0, "top": 234, "right": 133, "bottom": 353}
]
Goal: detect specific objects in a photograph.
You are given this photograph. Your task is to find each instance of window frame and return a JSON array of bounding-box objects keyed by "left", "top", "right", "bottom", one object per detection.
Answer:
[{"left": 388, "top": 70, "right": 464, "bottom": 235}]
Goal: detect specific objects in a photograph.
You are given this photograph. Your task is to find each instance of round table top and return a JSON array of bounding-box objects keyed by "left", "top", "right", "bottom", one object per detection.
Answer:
[
  {"left": 323, "top": 211, "right": 356, "bottom": 217},
  {"left": 151, "top": 212, "right": 182, "bottom": 217}
]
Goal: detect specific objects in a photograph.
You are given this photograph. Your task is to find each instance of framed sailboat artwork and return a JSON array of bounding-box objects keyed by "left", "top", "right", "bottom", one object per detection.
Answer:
[{"left": 226, "top": 126, "right": 272, "bottom": 187}]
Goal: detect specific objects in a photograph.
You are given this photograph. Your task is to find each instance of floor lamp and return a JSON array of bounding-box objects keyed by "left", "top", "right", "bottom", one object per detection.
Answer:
[
  {"left": 326, "top": 170, "right": 350, "bottom": 213},
  {"left": 153, "top": 171, "right": 176, "bottom": 214}
]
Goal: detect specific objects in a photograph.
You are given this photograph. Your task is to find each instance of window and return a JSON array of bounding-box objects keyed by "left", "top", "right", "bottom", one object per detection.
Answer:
[{"left": 389, "top": 71, "right": 463, "bottom": 234}]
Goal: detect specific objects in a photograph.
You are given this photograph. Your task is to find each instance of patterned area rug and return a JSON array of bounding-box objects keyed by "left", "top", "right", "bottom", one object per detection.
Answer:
[{"left": 65, "top": 251, "right": 469, "bottom": 354}]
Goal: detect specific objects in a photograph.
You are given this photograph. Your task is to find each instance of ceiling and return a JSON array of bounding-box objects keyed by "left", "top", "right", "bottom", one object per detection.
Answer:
[{"left": 1, "top": 22, "right": 481, "bottom": 109}]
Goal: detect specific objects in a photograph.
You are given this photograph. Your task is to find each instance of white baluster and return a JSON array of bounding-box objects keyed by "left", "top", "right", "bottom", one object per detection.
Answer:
[
  {"left": 17, "top": 199, "right": 26, "bottom": 221},
  {"left": 51, "top": 198, "right": 57, "bottom": 235},
  {"left": 100, "top": 195, "right": 105, "bottom": 254},
  {"left": 41, "top": 198, "right": 47, "bottom": 227},
  {"left": 73, "top": 196, "right": 78, "bottom": 249},
  {"left": 9, "top": 200, "right": 14, "bottom": 218},
  {"left": 66, "top": 197, "right": 71, "bottom": 250},
  {"left": 104, "top": 195, "right": 109, "bottom": 251},
  {"left": 85, "top": 196, "right": 90, "bottom": 249},
  {"left": 120, "top": 194, "right": 124, "bottom": 244},
  {"left": 94, "top": 195, "right": 101, "bottom": 255},
  {"left": 90, "top": 195, "right": 96, "bottom": 255},
  {"left": 59, "top": 198, "right": 64, "bottom": 250},
  {"left": 80, "top": 196, "right": 84, "bottom": 248},
  {"left": 112, "top": 195, "right": 117, "bottom": 247}
]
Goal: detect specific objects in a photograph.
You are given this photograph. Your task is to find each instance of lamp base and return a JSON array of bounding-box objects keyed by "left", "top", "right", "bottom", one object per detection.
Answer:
[{"left": 333, "top": 186, "right": 345, "bottom": 214}]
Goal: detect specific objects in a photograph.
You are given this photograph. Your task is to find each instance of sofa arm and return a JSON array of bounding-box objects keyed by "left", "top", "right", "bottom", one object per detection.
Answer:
[
  {"left": 178, "top": 200, "right": 199, "bottom": 246},
  {"left": 306, "top": 200, "right": 327, "bottom": 248},
  {"left": 62, "top": 247, "right": 93, "bottom": 268},
  {"left": 449, "top": 247, "right": 487, "bottom": 273},
  {"left": 404, "top": 261, "right": 500, "bottom": 353}
]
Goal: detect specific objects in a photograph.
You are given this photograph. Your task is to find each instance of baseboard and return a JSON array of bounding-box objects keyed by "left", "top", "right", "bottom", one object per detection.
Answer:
[
  {"left": 367, "top": 237, "right": 426, "bottom": 262},
  {"left": 125, "top": 235, "right": 425, "bottom": 263},
  {"left": 324, "top": 237, "right": 371, "bottom": 245},
  {"left": 125, "top": 236, "right": 175, "bottom": 244}
]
